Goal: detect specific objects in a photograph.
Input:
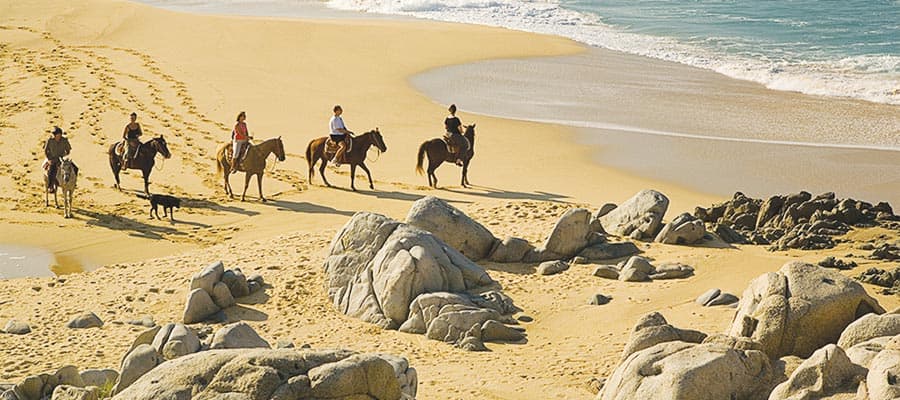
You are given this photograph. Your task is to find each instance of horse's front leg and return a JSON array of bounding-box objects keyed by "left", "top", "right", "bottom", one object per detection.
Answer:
[
  {"left": 319, "top": 161, "right": 331, "bottom": 187},
  {"left": 350, "top": 164, "right": 357, "bottom": 191},
  {"left": 257, "top": 174, "right": 266, "bottom": 202},
  {"left": 142, "top": 168, "right": 151, "bottom": 196},
  {"left": 359, "top": 163, "right": 374, "bottom": 190},
  {"left": 45, "top": 184, "right": 49, "bottom": 207},
  {"left": 223, "top": 162, "right": 233, "bottom": 198},
  {"left": 461, "top": 160, "right": 469, "bottom": 188},
  {"left": 54, "top": 190, "right": 59, "bottom": 208},
  {"left": 241, "top": 172, "right": 252, "bottom": 201}
]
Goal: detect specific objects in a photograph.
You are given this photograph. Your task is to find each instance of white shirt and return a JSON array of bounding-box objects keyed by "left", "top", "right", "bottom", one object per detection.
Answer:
[{"left": 329, "top": 115, "right": 346, "bottom": 136}]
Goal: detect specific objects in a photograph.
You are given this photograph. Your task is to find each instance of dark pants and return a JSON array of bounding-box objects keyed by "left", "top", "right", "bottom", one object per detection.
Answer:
[{"left": 46, "top": 159, "right": 60, "bottom": 189}]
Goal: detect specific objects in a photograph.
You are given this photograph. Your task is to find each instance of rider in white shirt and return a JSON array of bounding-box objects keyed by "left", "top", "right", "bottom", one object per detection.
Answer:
[{"left": 329, "top": 105, "right": 353, "bottom": 166}]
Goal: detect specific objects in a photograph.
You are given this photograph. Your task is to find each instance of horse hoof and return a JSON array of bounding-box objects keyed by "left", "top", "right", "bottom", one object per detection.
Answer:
[
  {"left": 261, "top": 198, "right": 267, "bottom": 203},
  {"left": 369, "top": 185, "right": 374, "bottom": 190}
]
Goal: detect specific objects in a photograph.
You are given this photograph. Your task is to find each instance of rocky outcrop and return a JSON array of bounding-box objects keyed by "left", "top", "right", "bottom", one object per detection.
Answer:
[
  {"left": 598, "top": 190, "right": 669, "bottom": 240},
  {"left": 5, "top": 366, "right": 86, "bottom": 400},
  {"left": 183, "top": 261, "right": 264, "bottom": 324},
  {"left": 728, "top": 261, "right": 884, "bottom": 359},
  {"left": 111, "top": 348, "right": 417, "bottom": 400},
  {"left": 112, "top": 344, "right": 164, "bottom": 394},
  {"left": 592, "top": 257, "right": 694, "bottom": 283},
  {"left": 405, "top": 196, "right": 498, "bottom": 261},
  {"left": 487, "top": 236, "right": 535, "bottom": 263},
  {"left": 859, "top": 336, "right": 900, "bottom": 400},
  {"left": 694, "top": 191, "right": 896, "bottom": 250},
  {"left": 398, "top": 292, "right": 524, "bottom": 350},
  {"left": 620, "top": 312, "right": 706, "bottom": 361},
  {"left": 530, "top": 208, "right": 593, "bottom": 261},
  {"left": 654, "top": 212, "right": 706, "bottom": 245},
  {"left": 837, "top": 313, "right": 900, "bottom": 349},
  {"left": 846, "top": 336, "right": 893, "bottom": 369},
  {"left": 768, "top": 344, "right": 866, "bottom": 400},
  {"left": 855, "top": 266, "right": 900, "bottom": 295},
  {"left": 598, "top": 341, "right": 776, "bottom": 400},
  {"left": 50, "top": 385, "right": 98, "bottom": 400}
]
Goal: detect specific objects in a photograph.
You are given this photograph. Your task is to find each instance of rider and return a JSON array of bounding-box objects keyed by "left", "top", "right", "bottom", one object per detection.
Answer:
[
  {"left": 44, "top": 126, "right": 72, "bottom": 193},
  {"left": 231, "top": 111, "right": 251, "bottom": 173},
  {"left": 329, "top": 105, "right": 353, "bottom": 167},
  {"left": 121, "top": 112, "right": 143, "bottom": 166},
  {"left": 443, "top": 104, "right": 465, "bottom": 166}
]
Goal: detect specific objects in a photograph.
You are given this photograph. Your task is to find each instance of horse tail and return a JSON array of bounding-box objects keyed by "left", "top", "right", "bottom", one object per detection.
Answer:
[
  {"left": 215, "top": 143, "right": 226, "bottom": 174},
  {"left": 305, "top": 139, "right": 315, "bottom": 178},
  {"left": 415, "top": 142, "right": 427, "bottom": 175}
]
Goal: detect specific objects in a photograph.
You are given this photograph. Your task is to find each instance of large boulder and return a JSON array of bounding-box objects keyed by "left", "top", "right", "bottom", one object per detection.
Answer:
[
  {"left": 210, "top": 322, "right": 271, "bottom": 350},
  {"left": 861, "top": 337, "right": 900, "bottom": 400},
  {"left": 405, "top": 196, "right": 498, "bottom": 261},
  {"left": 324, "top": 212, "right": 495, "bottom": 330},
  {"left": 654, "top": 213, "right": 706, "bottom": 245},
  {"left": 487, "top": 236, "right": 534, "bottom": 263},
  {"left": 621, "top": 312, "right": 706, "bottom": 361},
  {"left": 79, "top": 369, "right": 118, "bottom": 388},
  {"left": 728, "top": 261, "right": 884, "bottom": 358},
  {"left": 598, "top": 190, "right": 669, "bottom": 240},
  {"left": 111, "top": 348, "right": 416, "bottom": 400},
  {"left": 398, "top": 292, "right": 518, "bottom": 349},
  {"left": 51, "top": 386, "right": 98, "bottom": 400},
  {"left": 598, "top": 341, "right": 775, "bottom": 400},
  {"left": 151, "top": 323, "right": 201, "bottom": 360},
  {"left": 768, "top": 344, "right": 866, "bottom": 400},
  {"left": 190, "top": 261, "right": 225, "bottom": 295},
  {"left": 182, "top": 288, "right": 220, "bottom": 324},
  {"left": 536, "top": 208, "right": 592, "bottom": 259},
  {"left": 112, "top": 344, "right": 164, "bottom": 394},
  {"left": 846, "top": 336, "right": 893, "bottom": 369},
  {"left": 837, "top": 313, "right": 900, "bottom": 349}
]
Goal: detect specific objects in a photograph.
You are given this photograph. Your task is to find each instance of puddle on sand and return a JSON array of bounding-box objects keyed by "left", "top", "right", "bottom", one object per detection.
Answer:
[{"left": 0, "top": 245, "right": 95, "bottom": 279}]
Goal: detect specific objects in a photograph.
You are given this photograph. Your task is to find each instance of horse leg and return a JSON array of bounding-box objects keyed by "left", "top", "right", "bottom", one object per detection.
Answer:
[
  {"left": 428, "top": 160, "right": 441, "bottom": 188},
  {"left": 319, "top": 160, "right": 331, "bottom": 187},
  {"left": 461, "top": 160, "right": 469, "bottom": 188},
  {"left": 112, "top": 161, "right": 122, "bottom": 190},
  {"left": 359, "top": 163, "right": 374, "bottom": 190},
  {"left": 241, "top": 172, "right": 252, "bottom": 201},
  {"left": 142, "top": 168, "right": 151, "bottom": 195},
  {"left": 350, "top": 164, "right": 357, "bottom": 191},
  {"left": 257, "top": 174, "right": 266, "bottom": 202},
  {"left": 223, "top": 162, "right": 233, "bottom": 198}
]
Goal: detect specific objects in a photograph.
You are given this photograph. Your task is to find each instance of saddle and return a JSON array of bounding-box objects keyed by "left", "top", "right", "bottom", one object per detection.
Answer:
[
  {"left": 443, "top": 134, "right": 469, "bottom": 161},
  {"left": 225, "top": 143, "right": 251, "bottom": 166},
  {"left": 325, "top": 136, "right": 352, "bottom": 162},
  {"left": 116, "top": 140, "right": 142, "bottom": 168}
]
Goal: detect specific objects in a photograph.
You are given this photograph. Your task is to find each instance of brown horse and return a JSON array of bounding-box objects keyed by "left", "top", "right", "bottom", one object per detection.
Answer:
[
  {"left": 216, "top": 137, "right": 286, "bottom": 202},
  {"left": 416, "top": 124, "right": 475, "bottom": 188},
  {"left": 306, "top": 129, "right": 387, "bottom": 191},
  {"left": 108, "top": 136, "right": 171, "bottom": 195}
]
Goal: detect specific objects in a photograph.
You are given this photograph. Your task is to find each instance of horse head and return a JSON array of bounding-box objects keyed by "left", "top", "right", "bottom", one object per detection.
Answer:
[
  {"left": 370, "top": 128, "right": 387, "bottom": 153},
  {"left": 464, "top": 124, "right": 476, "bottom": 137},
  {"left": 151, "top": 135, "right": 172, "bottom": 159},
  {"left": 60, "top": 158, "right": 76, "bottom": 185},
  {"left": 275, "top": 136, "right": 286, "bottom": 162}
]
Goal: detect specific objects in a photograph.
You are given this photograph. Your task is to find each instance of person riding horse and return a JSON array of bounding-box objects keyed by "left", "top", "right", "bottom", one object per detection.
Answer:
[
  {"left": 121, "top": 112, "right": 143, "bottom": 167},
  {"left": 329, "top": 105, "right": 353, "bottom": 167},
  {"left": 231, "top": 111, "right": 252, "bottom": 173},
  {"left": 443, "top": 104, "right": 468, "bottom": 166},
  {"left": 44, "top": 126, "right": 74, "bottom": 193}
]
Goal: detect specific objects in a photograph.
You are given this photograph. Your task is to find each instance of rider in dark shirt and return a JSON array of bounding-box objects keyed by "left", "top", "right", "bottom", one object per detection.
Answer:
[
  {"left": 443, "top": 104, "right": 465, "bottom": 165},
  {"left": 122, "top": 112, "right": 143, "bottom": 165}
]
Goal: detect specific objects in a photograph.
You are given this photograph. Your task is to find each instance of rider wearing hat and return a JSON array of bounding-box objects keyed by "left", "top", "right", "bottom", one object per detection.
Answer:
[{"left": 44, "top": 126, "right": 72, "bottom": 193}]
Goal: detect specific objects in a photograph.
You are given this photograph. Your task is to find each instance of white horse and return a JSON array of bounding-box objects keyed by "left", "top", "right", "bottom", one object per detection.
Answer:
[{"left": 44, "top": 158, "right": 78, "bottom": 218}]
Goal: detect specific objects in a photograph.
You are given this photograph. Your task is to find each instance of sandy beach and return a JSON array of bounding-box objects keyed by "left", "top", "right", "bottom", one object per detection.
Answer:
[{"left": 1, "top": 0, "right": 898, "bottom": 399}]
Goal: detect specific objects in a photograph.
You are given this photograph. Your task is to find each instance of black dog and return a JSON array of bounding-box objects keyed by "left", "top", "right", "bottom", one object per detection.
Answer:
[{"left": 147, "top": 194, "right": 180, "bottom": 221}]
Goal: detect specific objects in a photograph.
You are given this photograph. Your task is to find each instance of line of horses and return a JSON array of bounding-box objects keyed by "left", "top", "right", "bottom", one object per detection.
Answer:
[{"left": 43, "top": 124, "right": 477, "bottom": 216}]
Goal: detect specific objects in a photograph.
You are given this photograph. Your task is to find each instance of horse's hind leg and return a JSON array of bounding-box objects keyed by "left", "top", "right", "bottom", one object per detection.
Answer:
[
  {"left": 257, "top": 174, "right": 266, "bottom": 202},
  {"left": 359, "top": 163, "right": 374, "bottom": 190},
  {"left": 461, "top": 161, "right": 470, "bottom": 188},
  {"left": 241, "top": 172, "right": 252, "bottom": 201}
]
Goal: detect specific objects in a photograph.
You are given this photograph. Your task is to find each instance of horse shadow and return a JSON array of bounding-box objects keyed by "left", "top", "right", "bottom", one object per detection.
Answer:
[
  {"left": 76, "top": 208, "right": 186, "bottom": 240},
  {"left": 442, "top": 185, "right": 572, "bottom": 203},
  {"left": 181, "top": 197, "right": 260, "bottom": 217},
  {"left": 261, "top": 199, "right": 355, "bottom": 216}
]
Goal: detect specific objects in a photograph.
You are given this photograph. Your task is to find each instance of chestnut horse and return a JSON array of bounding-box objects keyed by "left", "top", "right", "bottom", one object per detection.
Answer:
[
  {"left": 416, "top": 124, "right": 475, "bottom": 188},
  {"left": 306, "top": 129, "right": 387, "bottom": 191},
  {"left": 108, "top": 136, "right": 171, "bottom": 195},
  {"left": 216, "top": 137, "right": 286, "bottom": 202}
]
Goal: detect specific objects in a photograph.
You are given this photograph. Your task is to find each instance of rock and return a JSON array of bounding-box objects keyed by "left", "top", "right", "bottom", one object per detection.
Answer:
[
  {"left": 871, "top": 244, "right": 900, "bottom": 261},
  {"left": 182, "top": 288, "right": 220, "bottom": 324},
  {"left": 621, "top": 312, "right": 707, "bottom": 361},
  {"left": 210, "top": 322, "right": 271, "bottom": 350},
  {"left": 126, "top": 316, "right": 155, "bottom": 328},
  {"left": 324, "top": 212, "right": 496, "bottom": 330},
  {"left": 593, "top": 265, "right": 620, "bottom": 280},
  {"left": 112, "top": 344, "right": 164, "bottom": 394},
  {"left": 472, "top": 290, "right": 520, "bottom": 315},
  {"left": 3, "top": 319, "right": 31, "bottom": 335},
  {"left": 757, "top": 195, "right": 786, "bottom": 229},
  {"left": 13, "top": 374, "right": 47, "bottom": 400},
  {"left": 817, "top": 256, "right": 857, "bottom": 270},
  {"left": 66, "top": 312, "right": 103, "bottom": 329},
  {"left": 398, "top": 292, "right": 477, "bottom": 334},
  {"left": 210, "top": 281, "right": 235, "bottom": 309},
  {"left": 598, "top": 190, "right": 669, "bottom": 240},
  {"left": 480, "top": 320, "right": 525, "bottom": 342},
  {"left": 862, "top": 338, "right": 900, "bottom": 400},
  {"left": 728, "top": 261, "right": 885, "bottom": 359},
  {"left": 112, "top": 349, "right": 415, "bottom": 400},
  {"left": 121, "top": 326, "right": 161, "bottom": 366},
  {"left": 713, "top": 223, "right": 749, "bottom": 244},
  {"left": 152, "top": 323, "right": 201, "bottom": 360},
  {"left": 425, "top": 308, "right": 498, "bottom": 348},
  {"left": 654, "top": 213, "right": 706, "bottom": 245},
  {"left": 619, "top": 268, "right": 649, "bottom": 282},
  {"left": 79, "top": 369, "right": 118, "bottom": 388},
  {"left": 696, "top": 289, "right": 721, "bottom": 306},
  {"left": 537, "top": 260, "right": 569, "bottom": 276},
  {"left": 855, "top": 267, "right": 900, "bottom": 293},
  {"left": 769, "top": 344, "right": 865, "bottom": 400},
  {"left": 598, "top": 342, "right": 775, "bottom": 400},
  {"left": 487, "top": 236, "right": 535, "bottom": 263},
  {"left": 708, "top": 292, "right": 739, "bottom": 306},
  {"left": 248, "top": 280, "right": 261, "bottom": 294},
  {"left": 54, "top": 366, "right": 85, "bottom": 388},
  {"left": 222, "top": 269, "right": 250, "bottom": 299},
  {"left": 589, "top": 294, "right": 611, "bottom": 305},
  {"left": 275, "top": 340, "right": 294, "bottom": 349},
  {"left": 405, "top": 196, "right": 498, "bottom": 261},
  {"left": 578, "top": 241, "right": 640, "bottom": 261},
  {"left": 837, "top": 313, "right": 900, "bottom": 349},
  {"left": 51, "top": 385, "right": 97, "bottom": 400},
  {"left": 571, "top": 256, "right": 589, "bottom": 265},
  {"left": 539, "top": 208, "right": 592, "bottom": 258},
  {"left": 621, "top": 256, "right": 655, "bottom": 274},
  {"left": 648, "top": 262, "right": 694, "bottom": 280},
  {"left": 189, "top": 261, "right": 225, "bottom": 295},
  {"left": 701, "top": 334, "right": 762, "bottom": 352},
  {"left": 247, "top": 273, "right": 264, "bottom": 285},
  {"left": 846, "top": 336, "right": 892, "bottom": 369}
]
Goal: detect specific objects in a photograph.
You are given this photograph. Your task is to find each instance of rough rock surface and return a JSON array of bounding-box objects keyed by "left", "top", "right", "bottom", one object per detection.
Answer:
[
  {"left": 487, "top": 236, "right": 535, "bottom": 263},
  {"left": 861, "top": 337, "right": 900, "bottom": 400},
  {"left": 696, "top": 288, "right": 739, "bottom": 307},
  {"left": 846, "top": 336, "right": 893, "bottom": 369},
  {"left": 728, "top": 261, "right": 885, "bottom": 358},
  {"left": 536, "top": 208, "right": 593, "bottom": 259},
  {"left": 51, "top": 385, "right": 98, "bottom": 400},
  {"left": 837, "top": 313, "right": 900, "bottom": 349},
  {"left": 398, "top": 292, "right": 521, "bottom": 350},
  {"left": 66, "top": 312, "right": 103, "bottom": 329},
  {"left": 578, "top": 242, "right": 640, "bottom": 261},
  {"left": 405, "top": 196, "right": 498, "bottom": 261},
  {"left": 537, "top": 260, "right": 569, "bottom": 276},
  {"left": 79, "top": 369, "right": 118, "bottom": 388},
  {"left": 111, "top": 348, "right": 416, "bottom": 400},
  {"left": 112, "top": 344, "right": 164, "bottom": 394},
  {"left": 182, "top": 288, "right": 219, "bottom": 324},
  {"left": 324, "top": 212, "right": 496, "bottom": 330},
  {"left": 152, "top": 323, "right": 201, "bottom": 360},
  {"left": 768, "top": 344, "right": 866, "bottom": 400},
  {"left": 210, "top": 322, "right": 271, "bottom": 350},
  {"left": 599, "top": 190, "right": 670, "bottom": 240},
  {"left": 654, "top": 212, "right": 706, "bottom": 245},
  {"left": 3, "top": 319, "right": 31, "bottom": 335},
  {"left": 855, "top": 267, "right": 900, "bottom": 295},
  {"left": 621, "top": 312, "right": 706, "bottom": 361}
]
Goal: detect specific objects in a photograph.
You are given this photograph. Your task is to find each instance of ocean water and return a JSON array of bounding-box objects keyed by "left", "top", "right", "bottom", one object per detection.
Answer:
[{"left": 327, "top": 0, "right": 900, "bottom": 105}]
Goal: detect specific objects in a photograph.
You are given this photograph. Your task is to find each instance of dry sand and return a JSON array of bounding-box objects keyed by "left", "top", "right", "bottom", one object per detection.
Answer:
[{"left": 0, "top": 1, "right": 897, "bottom": 399}]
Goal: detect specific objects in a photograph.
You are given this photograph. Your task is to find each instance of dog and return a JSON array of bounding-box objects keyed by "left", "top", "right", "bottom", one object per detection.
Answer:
[{"left": 141, "top": 194, "right": 181, "bottom": 221}]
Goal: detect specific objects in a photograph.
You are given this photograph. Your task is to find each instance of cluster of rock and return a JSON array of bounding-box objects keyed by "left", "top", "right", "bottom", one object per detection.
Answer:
[
  {"left": 871, "top": 243, "right": 900, "bottom": 260},
  {"left": 818, "top": 256, "right": 858, "bottom": 270},
  {"left": 2, "top": 365, "right": 117, "bottom": 400},
  {"left": 324, "top": 211, "right": 524, "bottom": 351},
  {"left": 596, "top": 261, "right": 900, "bottom": 400},
  {"left": 592, "top": 256, "right": 694, "bottom": 282},
  {"left": 183, "top": 261, "right": 263, "bottom": 324},
  {"left": 695, "top": 288, "right": 738, "bottom": 307},
  {"left": 856, "top": 266, "right": 900, "bottom": 295},
  {"left": 693, "top": 191, "right": 897, "bottom": 250}
]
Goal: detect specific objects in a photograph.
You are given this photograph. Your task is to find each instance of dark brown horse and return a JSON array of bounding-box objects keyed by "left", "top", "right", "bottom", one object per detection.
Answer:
[
  {"left": 216, "top": 137, "right": 286, "bottom": 202},
  {"left": 108, "top": 136, "right": 171, "bottom": 195},
  {"left": 306, "top": 129, "right": 387, "bottom": 191},
  {"left": 416, "top": 124, "right": 475, "bottom": 188}
]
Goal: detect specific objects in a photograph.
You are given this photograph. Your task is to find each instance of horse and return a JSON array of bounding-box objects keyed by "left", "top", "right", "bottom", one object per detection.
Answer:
[
  {"left": 306, "top": 129, "right": 387, "bottom": 191},
  {"left": 108, "top": 136, "right": 172, "bottom": 195},
  {"left": 44, "top": 158, "right": 78, "bottom": 217},
  {"left": 216, "top": 136, "right": 286, "bottom": 202},
  {"left": 416, "top": 124, "right": 476, "bottom": 188}
]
